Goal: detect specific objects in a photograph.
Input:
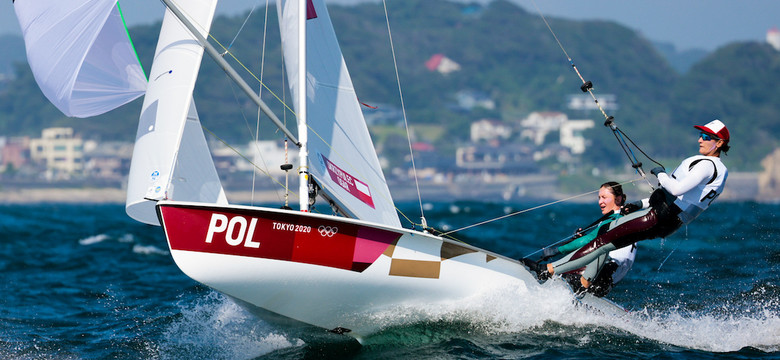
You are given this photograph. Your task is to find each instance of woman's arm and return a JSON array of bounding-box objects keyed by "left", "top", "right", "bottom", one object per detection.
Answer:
[{"left": 657, "top": 161, "right": 714, "bottom": 196}]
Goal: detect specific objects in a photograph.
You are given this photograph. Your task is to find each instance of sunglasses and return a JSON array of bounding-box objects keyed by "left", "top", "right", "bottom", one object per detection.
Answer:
[{"left": 700, "top": 132, "right": 720, "bottom": 141}]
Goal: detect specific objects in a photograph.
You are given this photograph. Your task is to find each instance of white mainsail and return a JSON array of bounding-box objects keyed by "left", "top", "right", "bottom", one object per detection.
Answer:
[
  {"left": 13, "top": 0, "right": 147, "bottom": 118},
  {"left": 125, "top": 0, "right": 226, "bottom": 226},
  {"left": 277, "top": 0, "right": 401, "bottom": 227}
]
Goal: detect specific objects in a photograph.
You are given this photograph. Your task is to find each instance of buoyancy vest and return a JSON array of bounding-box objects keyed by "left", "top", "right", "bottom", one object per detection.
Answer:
[{"left": 667, "top": 155, "right": 728, "bottom": 224}]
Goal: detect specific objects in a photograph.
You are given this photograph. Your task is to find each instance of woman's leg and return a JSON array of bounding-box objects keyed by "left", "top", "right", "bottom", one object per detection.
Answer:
[{"left": 550, "top": 208, "right": 659, "bottom": 275}]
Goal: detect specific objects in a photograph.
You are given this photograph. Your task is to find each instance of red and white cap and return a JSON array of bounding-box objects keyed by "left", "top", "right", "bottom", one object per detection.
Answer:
[{"left": 694, "top": 119, "right": 729, "bottom": 142}]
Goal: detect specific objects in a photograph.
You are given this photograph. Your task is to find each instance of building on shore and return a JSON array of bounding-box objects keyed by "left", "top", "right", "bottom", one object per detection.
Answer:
[{"left": 29, "top": 127, "right": 84, "bottom": 179}]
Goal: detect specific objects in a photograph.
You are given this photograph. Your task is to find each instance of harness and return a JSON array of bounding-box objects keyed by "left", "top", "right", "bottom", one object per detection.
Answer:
[{"left": 671, "top": 158, "right": 717, "bottom": 185}]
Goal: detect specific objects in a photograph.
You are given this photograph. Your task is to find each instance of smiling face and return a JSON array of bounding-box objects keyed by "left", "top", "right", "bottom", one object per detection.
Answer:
[{"left": 598, "top": 186, "right": 621, "bottom": 215}]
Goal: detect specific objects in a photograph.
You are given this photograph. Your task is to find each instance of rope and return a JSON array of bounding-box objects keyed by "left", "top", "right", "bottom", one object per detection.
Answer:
[
  {"left": 528, "top": 0, "right": 662, "bottom": 183},
  {"left": 441, "top": 178, "right": 644, "bottom": 236},
  {"left": 656, "top": 235, "right": 686, "bottom": 272},
  {"left": 201, "top": 125, "right": 294, "bottom": 195},
  {"left": 222, "top": 2, "right": 258, "bottom": 54},
  {"left": 441, "top": 193, "right": 592, "bottom": 236},
  {"left": 206, "top": 24, "right": 297, "bottom": 117},
  {"left": 217, "top": 1, "right": 282, "bottom": 206},
  {"left": 250, "top": 0, "right": 271, "bottom": 206},
  {"left": 163, "top": 0, "right": 424, "bottom": 222},
  {"left": 382, "top": 0, "right": 427, "bottom": 230}
]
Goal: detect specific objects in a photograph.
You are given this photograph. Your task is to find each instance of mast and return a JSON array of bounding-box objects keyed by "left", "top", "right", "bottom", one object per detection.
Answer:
[{"left": 297, "top": 0, "right": 309, "bottom": 212}]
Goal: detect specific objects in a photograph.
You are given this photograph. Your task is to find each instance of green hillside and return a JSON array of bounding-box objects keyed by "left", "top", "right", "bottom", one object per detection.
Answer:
[{"left": 0, "top": 0, "right": 777, "bottom": 171}]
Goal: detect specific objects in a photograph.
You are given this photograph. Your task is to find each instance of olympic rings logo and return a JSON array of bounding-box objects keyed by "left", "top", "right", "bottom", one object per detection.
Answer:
[{"left": 318, "top": 225, "right": 338, "bottom": 237}]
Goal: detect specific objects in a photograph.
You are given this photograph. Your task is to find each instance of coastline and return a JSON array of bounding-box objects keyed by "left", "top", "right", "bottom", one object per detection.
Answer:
[
  {"left": 0, "top": 187, "right": 127, "bottom": 204},
  {"left": 0, "top": 173, "right": 768, "bottom": 205},
  {"left": 0, "top": 187, "right": 290, "bottom": 205}
]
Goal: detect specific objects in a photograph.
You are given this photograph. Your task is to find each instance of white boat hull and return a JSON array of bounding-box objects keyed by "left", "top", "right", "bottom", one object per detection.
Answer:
[{"left": 157, "top": 200, "right": 538, "bottom": 338}]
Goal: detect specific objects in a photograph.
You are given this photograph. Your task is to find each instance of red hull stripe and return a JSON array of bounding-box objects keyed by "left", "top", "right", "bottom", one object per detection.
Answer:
[{"left": 159, "top": 204, "right": 400, "bottom": 272}]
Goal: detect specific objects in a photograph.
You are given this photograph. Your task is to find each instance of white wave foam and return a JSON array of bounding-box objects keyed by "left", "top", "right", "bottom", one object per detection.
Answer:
[
  {"left": 132, "top": 244, "right": 169, "bottom": 256},
  {"left": 360, "top": 278, "right": 581, "bottom": 342},
  {"left": 608, "top": 304, "right": 780, "bottom": 352},
  {"left": 119, "top": 233, "right": 135, "bottom": 243},
  {"left": 360, "top": 278, "right": 780, "bottom": 352},
  {"left": 78, "top": 234, "right": 110, "bottom": 245},
  {"left": 157, "top": 291, "right": 303, "bottom": 359}
]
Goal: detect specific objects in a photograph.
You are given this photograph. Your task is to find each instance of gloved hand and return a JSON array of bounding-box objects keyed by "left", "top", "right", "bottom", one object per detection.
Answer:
[
  {"left": 572, "top": 227, "right": 583, "bottom": 239},
  {"left": 650, "top": 166, "right": 666, "bottom": 176},
  {"left": 620, "top": 200, "right": 642, "bottom": 215},
  {"left": 542, "top": 247, "right": 559, "bottom": 259}
]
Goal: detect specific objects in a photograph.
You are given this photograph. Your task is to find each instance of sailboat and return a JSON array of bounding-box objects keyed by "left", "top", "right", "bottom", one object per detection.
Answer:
[{"left": 14, "top": 0, "right": 624, "bottom": 341}]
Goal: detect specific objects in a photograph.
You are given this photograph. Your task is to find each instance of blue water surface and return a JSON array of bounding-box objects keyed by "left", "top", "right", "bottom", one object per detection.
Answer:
[{"left": 0, "top": 200, "right": 778, "bottom": 359}]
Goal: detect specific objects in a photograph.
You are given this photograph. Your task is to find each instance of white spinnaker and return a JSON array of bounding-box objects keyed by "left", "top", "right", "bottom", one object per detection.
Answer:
[
  {"left": 277, "top": 0, "right": 401, "bottom": 227},
  {"left": 126, "top": 0, "right": 226, "bottom": 226},
  {"left": 13, "top": 0, "right": 147, "bottom": 117}
]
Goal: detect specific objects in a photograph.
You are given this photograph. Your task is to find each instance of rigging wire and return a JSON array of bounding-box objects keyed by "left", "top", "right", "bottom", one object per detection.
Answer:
[
  {"left": 441, "top": 178, "right": 644, "bottom": 236},
  {"left": 218, "top": 1, "right": 282, "bottom": 205},
  {"left": 177, "top": 0, "right": 299, "bottom": 205},
  {"left": 201, "top": 125, "right": 294, "bottom": 195},
  {"left": 280, "top": 36, "right": 292, "bottom": 206},
  {"left": 422, "top": 1, "right": 669, "bottom": 237},
  {"left": 382, "top": 0, "right": 428, "bottom": 231},
  {"left": 164, "top": 0, "right": 417, "bottom": 219},
  {"left": 527, "top": 0, "right": 663, "bottom": 186},
  {"left": 204, "top": 1, "right": 414, "bottom": 222},
  {"left": 250, "top": 0, "right": 271, "bottom": 206},
  {"left": 656, "top": 237, "right": 683, "bottom": 271},
  {"left": 172, "top": 0, "right": 654, "bottom": 237},
  {"left": 222, "top": 2, "right": 258, "bottom": 55}
]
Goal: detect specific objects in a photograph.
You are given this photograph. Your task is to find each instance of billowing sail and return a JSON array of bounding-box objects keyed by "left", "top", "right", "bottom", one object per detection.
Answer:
[
  {"left": 13, "top": 0, "right": 147, "bottom": 117},
  {"left": 126, "top": 0, "right": 226, "bottom": 225},
  {"left": 277, "top": 0, "right": 401, "bottom": 227}
]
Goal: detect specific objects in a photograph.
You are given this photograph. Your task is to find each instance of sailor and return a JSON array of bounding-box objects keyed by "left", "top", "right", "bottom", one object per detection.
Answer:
[
  {"left": 539, "top": 181, "right": 637, "bottom": 296},
  {"left": 543, "top": 119, "right": 730, "bottom": 289}
]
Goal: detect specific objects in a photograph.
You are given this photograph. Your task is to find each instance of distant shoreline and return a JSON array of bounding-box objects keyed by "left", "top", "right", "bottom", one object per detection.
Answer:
[
  {"left": 0, "top": 183, "right": 770, "bottom": 205},
  {"left": 0, "top": 187, "right": 126, "bottom": 204},
  {"left": 0, "top": 187, "right": 288, "bottom": 205}
]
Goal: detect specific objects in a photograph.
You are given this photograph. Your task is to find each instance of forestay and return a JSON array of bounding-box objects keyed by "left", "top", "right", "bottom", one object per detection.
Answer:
[
  {"left": 277, "top": 0, "right": 401, "bottom": 228},
  {"left": 126, "top": 0, "right": 226, "bottom": 225},
  {"left": 13, "top": 0, "right": 147, "bottom": 117}
]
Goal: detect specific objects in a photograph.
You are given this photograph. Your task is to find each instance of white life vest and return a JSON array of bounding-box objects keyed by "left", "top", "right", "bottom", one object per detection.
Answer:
[{"left": 666, "top": 155, "right": 728, "bottom": 224}]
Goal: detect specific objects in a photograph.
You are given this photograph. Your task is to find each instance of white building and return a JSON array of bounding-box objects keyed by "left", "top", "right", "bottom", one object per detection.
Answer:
[
  {"left": 455, "top": 90, "right": 496, "bottom": 111},
  {"left": 767, "top": 27, "right": 780, "bottom": 51},
  {"left": 83, "top": 141, "right": 133, "bottom": 180},
  {"left": 425, "top": 54, "right": 461, "bottom": 75},
  {"left": 519, "top": 111, "right": 594, "bottom": 154},
  {"left": 560, "top": 120, "right": 595, "bottom": 154},
  {"left": 519, "top": 111, "right": 567, "bottom": 145},
  {"left": 567, "top": 93, "right": 618, "bottom": 112},
  {"left": 29, "top": 127, "right": 84, "bottom": 176},
  {"left": 470, "top": 119, "right": 511, "bottom": 143}
]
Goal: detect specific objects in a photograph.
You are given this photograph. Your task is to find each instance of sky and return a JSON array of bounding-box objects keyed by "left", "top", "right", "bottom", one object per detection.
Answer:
[{"left": 2, "top": 0, "right": 778, "bottom": 52}]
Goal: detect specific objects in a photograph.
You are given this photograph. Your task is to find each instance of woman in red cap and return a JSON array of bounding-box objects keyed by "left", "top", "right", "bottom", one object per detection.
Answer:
[{"left": 538, "top": 119, "right": 730, "bottom": 288}]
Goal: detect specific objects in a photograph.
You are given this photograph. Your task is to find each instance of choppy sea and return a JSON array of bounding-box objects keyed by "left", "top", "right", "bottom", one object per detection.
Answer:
[{"left": 1, "top": 200, "right": 778, "bottom": 359}]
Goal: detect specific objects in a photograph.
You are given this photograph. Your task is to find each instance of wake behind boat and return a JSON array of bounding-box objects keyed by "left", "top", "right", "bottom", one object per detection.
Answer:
[{"left": 12, "top": 0, "right": 627, "bottom": 341}]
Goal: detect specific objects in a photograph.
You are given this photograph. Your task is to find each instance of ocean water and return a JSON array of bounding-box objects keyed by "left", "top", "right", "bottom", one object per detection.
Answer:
[{"left": 1, "top": 200, "right": 778, "bottom": 359}]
